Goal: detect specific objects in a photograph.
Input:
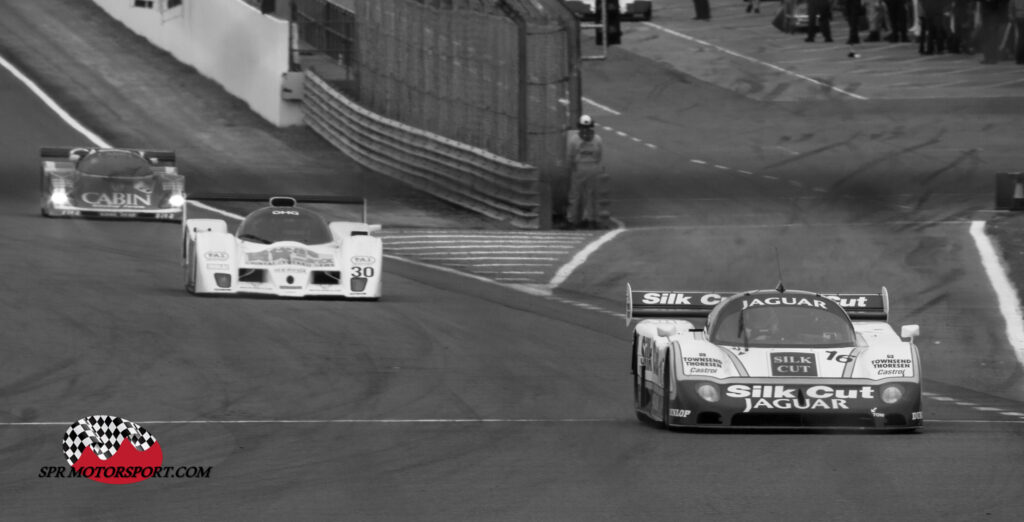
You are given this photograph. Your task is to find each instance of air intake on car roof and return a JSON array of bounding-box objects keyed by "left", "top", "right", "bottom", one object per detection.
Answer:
[{"left": 269, "top": 197, "right": 296, "bottom": 207}]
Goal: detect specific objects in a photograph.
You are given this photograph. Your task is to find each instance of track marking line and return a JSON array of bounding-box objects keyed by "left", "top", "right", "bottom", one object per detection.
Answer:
[
  {"left": 0, "top": 53, "right": 111, "bottom": 147},
  {"left": 548, "top": 218, "right": 627, "bottom": 288},
  {"left": 642, "top": 21, "right": 869, "bottom": 101},
  {"left": 0, "top": 418, "right": 626, "bottom": 426},
  {"left": 970, "top": 221, "right": 1024, "bottom": 365}
]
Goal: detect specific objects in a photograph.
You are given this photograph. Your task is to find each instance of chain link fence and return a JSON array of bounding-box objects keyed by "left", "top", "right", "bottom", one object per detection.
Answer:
[{"left": 291, "top": 0, "right": 581, "bottom": 225}]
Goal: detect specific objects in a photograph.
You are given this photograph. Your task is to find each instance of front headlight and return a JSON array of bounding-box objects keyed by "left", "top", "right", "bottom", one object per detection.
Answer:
[
  {"left": 696, "top": 383, "right": 720, "bottom": 403},
  {"left": 880, "top": 384, "right": 904, "bottom": 404},
  {"left": 168, "top": 194, "right": 185, "bottom": 207},
  {"left": 50, "top": 191, "right": 70, "bottom": 205}
]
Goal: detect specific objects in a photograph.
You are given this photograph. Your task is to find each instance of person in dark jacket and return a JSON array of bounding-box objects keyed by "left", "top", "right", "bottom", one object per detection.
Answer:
[
  {"left": 693, "top": 0, "right": 711, "bottom": 20},
  {"left": 883, "top": 0, "right": 910, "bottom": 42},
  {"left": 845, "top": 0, "right": 863, "bottom": 44},
  {"left": 979, "top": 0, "right": 1010, "bottom": 63},
  {"left": 805, "top": 0, "right": 834, "bottom": 41},
  {"left": 919, "top": 0, "right": 949, "bottom": 54}
]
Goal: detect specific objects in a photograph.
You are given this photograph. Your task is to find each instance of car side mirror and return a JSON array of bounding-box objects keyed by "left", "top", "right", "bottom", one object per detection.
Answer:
[{"left": 900, "top": 324, "right": 920, "bottom": 340}]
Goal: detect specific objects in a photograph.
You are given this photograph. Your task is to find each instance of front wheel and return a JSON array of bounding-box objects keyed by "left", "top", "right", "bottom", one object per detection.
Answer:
[{"left": 184, "top": 243, "right": 197, "bottom": 294}]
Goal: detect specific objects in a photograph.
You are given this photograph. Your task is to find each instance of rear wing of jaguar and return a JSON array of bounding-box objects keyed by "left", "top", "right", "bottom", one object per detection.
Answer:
[
  {"left": 626, "top": 284, "right": 889, "bottom": 323},
  {"left": 40, "top": 146, "right": 176, "bottom": 166},
  {"left": 821, "top": 288, "right": 889, "bottom": 320},
  {"left": 626, "top": 284, "right": 733, "bottom": 323}
]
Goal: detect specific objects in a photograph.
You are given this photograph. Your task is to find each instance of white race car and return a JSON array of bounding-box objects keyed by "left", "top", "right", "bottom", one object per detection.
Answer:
[
  {"left": 564, "top": 0, "right": 653, "bottom": 21},
  {"left": 628, "top": 284, "right": 923, "bottom": 430},
  {"left": 182, "top": 195, "right": 382, "bottom": 299}
]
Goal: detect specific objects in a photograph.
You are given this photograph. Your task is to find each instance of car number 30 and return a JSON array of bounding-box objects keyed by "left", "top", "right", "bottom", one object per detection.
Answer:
[{"left": 351, "top": 266, "right": 375, "bottom": 278}]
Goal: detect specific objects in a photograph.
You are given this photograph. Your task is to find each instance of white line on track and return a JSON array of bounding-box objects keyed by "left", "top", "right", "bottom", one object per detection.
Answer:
[
  {"left": 548, "top": 219, "right": 626, "bottom": 288},
  {"left": 0, "top": 53, "right": 111, "bottom": 147},
  {"left": 969, "top": 221, "right": 1024, "bottom": 365},
  {"left": 1, "top": 418, "right": 1021, "bottom": 426},
  {"left": 582, "top": 96, "right": 622, "bottom": 116},
  {"left": 0, "top": 419, "right": 625, "bottom": 426},
  {"left": 641, "top": 21, "right": 869, "bottom": 101}
]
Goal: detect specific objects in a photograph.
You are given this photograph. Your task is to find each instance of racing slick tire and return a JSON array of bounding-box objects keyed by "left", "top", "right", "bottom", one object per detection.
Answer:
[
  {"left": 184, "top": 242, "right": 197, "bottom": 294},
  {"left": 661, "top": 350, "right": 673, "bottom": 429},
  {"left": 634, "top": 366, "right": 651, "bottom": 424}
]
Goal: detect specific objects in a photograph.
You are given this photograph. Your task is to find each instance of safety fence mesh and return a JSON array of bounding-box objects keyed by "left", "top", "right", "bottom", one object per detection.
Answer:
[{"left": 291, "top": 0, "right": 580, "bottom": 220}]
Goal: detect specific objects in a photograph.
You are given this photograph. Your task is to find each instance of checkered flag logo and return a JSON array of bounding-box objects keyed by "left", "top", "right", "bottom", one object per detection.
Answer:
[{"left": 62, "top": 415, "right": 158, "bottom": 467}]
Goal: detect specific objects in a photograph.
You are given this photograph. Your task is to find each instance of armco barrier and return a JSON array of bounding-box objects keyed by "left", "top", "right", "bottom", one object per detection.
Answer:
[{"left": 303, "top": 70, "right": 541, "bottom": 229}]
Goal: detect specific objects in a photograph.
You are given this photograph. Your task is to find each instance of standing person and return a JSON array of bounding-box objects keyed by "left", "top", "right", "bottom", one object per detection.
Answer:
[
  {"left": 979, "top": 0, "right": 1010, "bottom": 63},
  {"left": 884, "top": 0, "right": 911, "bottom": 41},
  {"left": 806, "top": 0, "right": 835, "bottom": 41},
  {"left": 865, "top": 0, "right": 886, "bottom": 40},
  {"left": 565, "top": 115, "right": 604, "bottom": 229},
  {"left": 919, "top": 0, "right": 949, "bottom": 53},
  {"left": 846, "top": 0, "right": 864, "bottom": 43},
  {"left": 693, "top": 0, "right": 711, "bottom": 20}
]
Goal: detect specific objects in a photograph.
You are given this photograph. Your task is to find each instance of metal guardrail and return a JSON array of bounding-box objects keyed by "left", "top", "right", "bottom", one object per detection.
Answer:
[{"left": 303, "top": 70, "right": 542, "bottom": 229}]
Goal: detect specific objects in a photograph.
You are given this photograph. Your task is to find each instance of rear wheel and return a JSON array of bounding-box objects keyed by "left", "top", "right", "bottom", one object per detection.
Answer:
[
  {"left": 634, "top": 365, "right": 652, "bottom": 423},
  {"left": 661, "top": 351, "right": 672, "bottom": 429}
]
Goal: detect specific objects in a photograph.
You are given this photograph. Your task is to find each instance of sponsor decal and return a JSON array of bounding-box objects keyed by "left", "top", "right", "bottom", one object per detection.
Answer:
[
  {"left": 770, "top": 352, "right": 818, "bottom": 376},
  {"left": 870, "top": 355, "right": 912, "bottom": 377},
  {"left": 272, "top": 210, "right": 299, "bottom": 215},
  {"left": 912, "top": 411, "right": 923, "bottom": 421},
  {"left": 726, "top": 384, "right": 875, "bottom": 413},
  {"left": 350, "top": 256, "right": 376, "bottom": 265},
  {"left": 641, "top": 292, "right": 724, "bottom": 306},
  {"left": 205, "top": 263, "right": 229, "bottom": 270},
  {"left": 639, "top": 337, "right": 654, "bottom": 368},
  {"left": 741, "top": 297, "right": 829, "bottom": 310},
  {"left": 246, "top": 247, "right": 334, "bottom": 268},
  {"left": 682, "top": 353, "right": 723, "bottom": 375},
  {"left": 669, "top": 409, "right": 692, "bottom": 418},
  {"left": 822, "top": 295, "right": 872, "bottom": 308},
  {"left": 132, "top": 180, "right": 154, "bottom": 194},
  {"left": 204, "top": 251, "right": 229, "bottom": 261},
  {"left": 81, "top": 192, "right": 151, "bottom": 208},
  {"left": 729, "top": 346, "right": 750, "bottom": 356},
  {"left": 272, "top": 267, "right": 306, "bottom": 274}
]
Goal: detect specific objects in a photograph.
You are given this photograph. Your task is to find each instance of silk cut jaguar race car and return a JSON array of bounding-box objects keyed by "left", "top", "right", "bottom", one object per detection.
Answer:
[
  {"left": 182, "top": 194, "right": 382, "bottom": 299},
  {"left": 40, "top": 147, "right": 184, "bottom": 219},
  {"left": 628, "top": 284, "right": 923, "bottom": 430}
]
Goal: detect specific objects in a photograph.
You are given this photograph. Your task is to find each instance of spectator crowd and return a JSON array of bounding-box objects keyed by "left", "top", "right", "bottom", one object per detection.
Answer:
[{"left": 736, "top": 0, "right": 1024, "bottom": 64}]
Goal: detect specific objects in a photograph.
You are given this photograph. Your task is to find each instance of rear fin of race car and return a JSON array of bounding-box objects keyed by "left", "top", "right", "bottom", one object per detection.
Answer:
[
  {"left": 40, "top": 146, "right": 79, "bottom": 159},
  {"left": 626, "top": 283, "right": 734, "bottom": 324},
  {"left": 141, "top": 150, "right": 176, "bottom": 165},
  {"left": 821, "top": 287, "right": 889, "bottom": 320},
  {"left": 185, "top": 194, "right": 370, "bottom": 223}
]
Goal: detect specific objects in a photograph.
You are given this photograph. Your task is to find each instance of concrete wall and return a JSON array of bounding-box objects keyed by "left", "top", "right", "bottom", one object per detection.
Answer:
[{"left": 93, "top": 0, "right": 302, "bottom": 126}]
